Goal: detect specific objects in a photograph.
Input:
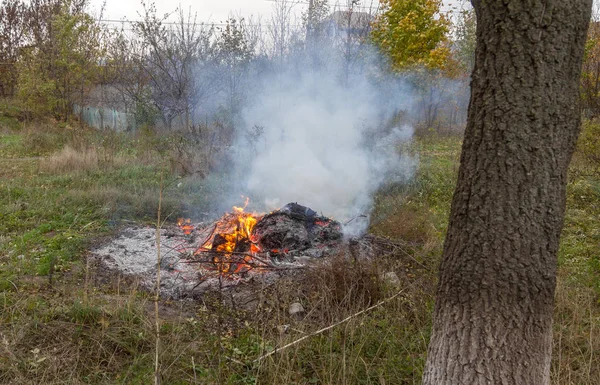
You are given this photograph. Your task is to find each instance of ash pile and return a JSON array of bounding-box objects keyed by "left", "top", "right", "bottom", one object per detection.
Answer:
[{"left": 92, "top": 203, "right": 345, "bottom": 299}]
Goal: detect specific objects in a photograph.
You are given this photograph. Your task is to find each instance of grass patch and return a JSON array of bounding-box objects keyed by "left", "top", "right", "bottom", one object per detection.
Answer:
[
  {"left": 0, "top": 98, "right": 24, "bottom": 131},
  {"left": 1, "top": 102, "right": 599, "bottom": 384}
]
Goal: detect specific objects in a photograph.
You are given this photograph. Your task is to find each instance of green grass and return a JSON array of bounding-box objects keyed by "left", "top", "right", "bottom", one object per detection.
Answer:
[
  {"left": 372, "top": 132, "right": 600, "bottom": 385},
  {"left": 1, "top": 102, "right": 599, "bottom": 384},
  {"left": 0, "top": 98, "right": 23, "bottom": 131},
  {"left": 0, "top": 122, "right": 232, "bottom": 284},
  {"left": 0, "top": 133, "right": 25, "bottom": 158},
  {"left": 0, "top": 107, "right": 247, "bottom": 383},
  {"left": 0, "top": 159, "right": 159, "bottom": 278}
]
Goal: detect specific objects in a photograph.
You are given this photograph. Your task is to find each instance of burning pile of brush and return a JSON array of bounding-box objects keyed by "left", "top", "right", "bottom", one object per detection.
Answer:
[{"left": 176, "top": 199, "right": 343, "bottom": 277}]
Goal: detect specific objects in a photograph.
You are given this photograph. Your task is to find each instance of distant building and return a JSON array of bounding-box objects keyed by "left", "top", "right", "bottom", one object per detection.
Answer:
[{"left": 324, "top": 10, "right": 373, "bottom": 39}]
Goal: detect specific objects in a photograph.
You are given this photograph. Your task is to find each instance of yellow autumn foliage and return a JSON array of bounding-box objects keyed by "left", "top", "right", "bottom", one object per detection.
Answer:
[{"left": 371, "top": 0, "right": 453, "bottom": 73}]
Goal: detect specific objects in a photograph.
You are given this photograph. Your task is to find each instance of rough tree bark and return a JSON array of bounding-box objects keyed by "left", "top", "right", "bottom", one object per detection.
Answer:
[{"left": 422, "top": 1, "right": 592, "bottom": 384}]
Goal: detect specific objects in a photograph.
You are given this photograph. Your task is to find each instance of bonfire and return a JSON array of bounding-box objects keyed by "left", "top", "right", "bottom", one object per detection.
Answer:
[
  {"left": 92, "top": 199, "right": 345, "bottom": 298},
  {"left": 176, "top": 199, "right": 343, "bottom": 278}
]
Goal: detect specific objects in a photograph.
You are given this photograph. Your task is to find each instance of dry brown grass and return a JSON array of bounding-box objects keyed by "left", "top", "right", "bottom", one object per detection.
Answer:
[
  {"left": 551, "top": 273, "right": 600, "bottom": 385},
  {"left": 242, "top": 241, "right": 436, "bottom": 384},
  {"left": 302, "top": 253, "right": 384, "bottom": 312},
  {"left": 40, "top": 145, "right": 100, "bottom": 173},
  {"left": 39, "top": 145, "right": 133, "bottom": 174},
  {"left": 3, "top": 127, "right": 598, "bottom": 384},
  {"left": 370, "top": 201, "right": 436, "bottom": 244},
  {"left": 0, "top": 285, "right": 154, "bottom": 385}
]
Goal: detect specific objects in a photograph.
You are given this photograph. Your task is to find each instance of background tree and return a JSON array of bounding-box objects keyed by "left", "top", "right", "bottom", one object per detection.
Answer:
[
  {"left": 370, "top": 0, "right": 451, "bottom": 72},
  {"left": 302, "top": 0, "right": 330, "bottom": 70},
  {"left": 422, "top": 1, "right": 593, "bottom": 384},
  {"left": 581, "top": 3, "right": 600, "bottom": 118},
  {"left": 370, "top": 0, "right": 463, "bottom": 132},
  {"left": 106, "top": 26, "right": 157, "bottom": 128},
  {"left": 303, "top": 0, "right": 330, "bottom": 44},
  {"left": 132, "top": 3, "right": 214, "bottom": 130},
  {"left": 268, "top": 0, "right": 299, "bottom": 62},
  {"left": 212, "top": 17, "right": 256, "bottom": 144},
  {"left": 17, "top": 0, "right": 104, "bottom": 120},
  {"left": 332, "top": 1, "right": 377, "bottom": 83},
  {"left": 454, "top": 5, "right": 476, "bottom": 75},
  {"left": 0, "top": 0, "right": 27, "bottom": 97}
]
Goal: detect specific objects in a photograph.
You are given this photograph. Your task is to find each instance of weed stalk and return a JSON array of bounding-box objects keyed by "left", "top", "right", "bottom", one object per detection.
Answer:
[{"left": 154, "top": 171, "right": 164, "bottom": 385}]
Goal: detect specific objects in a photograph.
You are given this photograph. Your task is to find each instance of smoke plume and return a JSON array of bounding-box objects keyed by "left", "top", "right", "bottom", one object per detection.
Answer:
[{"left": 236, "top": 55, "right": 417, "bottom": 236}]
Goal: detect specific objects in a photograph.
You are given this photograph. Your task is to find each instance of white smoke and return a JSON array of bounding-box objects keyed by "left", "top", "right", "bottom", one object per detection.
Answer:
[{"left": 237, "top": 63, "right": 417, "bottom": 236}]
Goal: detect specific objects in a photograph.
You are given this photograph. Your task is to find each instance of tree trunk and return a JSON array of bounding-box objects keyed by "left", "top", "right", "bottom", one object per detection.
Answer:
[{"left": 422, "top": 1, "right": 592, "bottom": 384}]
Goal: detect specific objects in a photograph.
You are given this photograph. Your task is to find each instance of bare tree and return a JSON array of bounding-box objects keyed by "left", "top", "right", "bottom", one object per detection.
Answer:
[
  {"left": 212, "top": 16, "right": 256, "bottom": 144},
  {"left": 304, "top": 0, "right": 329, "bottom": 44},
  {"left": 106, "top": 26, "right": 156, "bottom": 127},
  {"left": 131, "top": 2, "right": 214, "bottom": 130},
  {"left": 301, "top": 0, "right": 330, "bottom": 70},
  {"left": 268, "top": 0, "right": 299, "bottom": 61},
  {"left": 332, "top": 0, "right": 377, "bottom": 82}
]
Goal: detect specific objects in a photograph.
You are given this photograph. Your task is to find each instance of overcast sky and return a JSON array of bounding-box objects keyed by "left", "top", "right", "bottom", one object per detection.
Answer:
[
  {"left": 91, "top": 0, "right": 461, "bottom": 26},
  {"left": 94, "top": 0, "right": 276, "bottom": 23}
]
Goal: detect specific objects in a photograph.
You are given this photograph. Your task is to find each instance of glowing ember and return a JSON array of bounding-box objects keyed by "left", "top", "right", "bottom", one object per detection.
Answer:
[{"left": 177, "top": 218, "right": 194, "bottom": 235}]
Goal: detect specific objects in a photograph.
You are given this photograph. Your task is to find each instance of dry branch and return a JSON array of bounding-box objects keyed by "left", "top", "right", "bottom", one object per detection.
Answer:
[{"left": 242, "top": 288, "right": 407, "bottom": 364}]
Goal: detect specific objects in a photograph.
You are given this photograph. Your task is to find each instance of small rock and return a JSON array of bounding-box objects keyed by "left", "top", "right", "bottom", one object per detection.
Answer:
[
  {"left": 276, "top": 324, "right": 290, "bottom": 334},
  {"left": 289, "top": 302, "right": 305, "bottom": 317},
  {"left": 382, "top": 271, "right": 401, "bottom": 287}
]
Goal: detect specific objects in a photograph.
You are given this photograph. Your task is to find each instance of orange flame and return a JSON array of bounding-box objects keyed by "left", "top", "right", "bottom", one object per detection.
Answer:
[
  {"left": 182, "top": 198, "right": 264, "bottom": 276},
  {"left": 177, "top": 218, "right": 195, "bottom": 235}
]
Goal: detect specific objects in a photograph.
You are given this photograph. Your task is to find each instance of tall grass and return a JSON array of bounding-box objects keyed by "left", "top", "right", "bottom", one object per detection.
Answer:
[
  {"left": 1, "top": 112, "right": 599, "bottom": 384},
  {"left": 40, "top": 145, "right": 101, "bottom": 173}
]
